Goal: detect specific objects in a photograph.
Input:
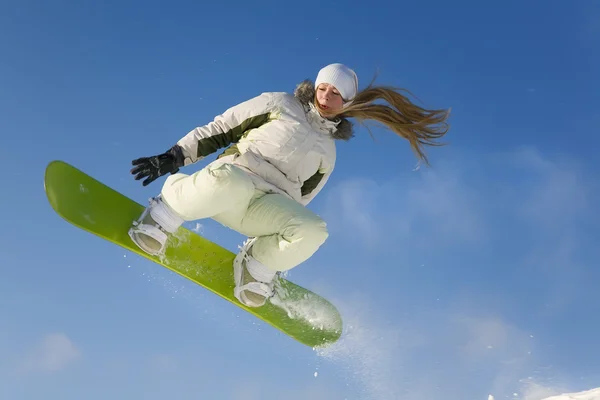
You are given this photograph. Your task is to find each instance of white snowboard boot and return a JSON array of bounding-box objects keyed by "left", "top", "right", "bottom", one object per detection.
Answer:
[
  {"left": 233, "top": 238, "right": 277, "bottom": 307},
  {"left": 128, "top": 195, "right": 184, "bottom": 256}
]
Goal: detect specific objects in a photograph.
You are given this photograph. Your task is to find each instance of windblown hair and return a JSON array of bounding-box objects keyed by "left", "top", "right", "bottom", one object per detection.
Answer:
[{"left": 317, "top": 77, "right": 451, "bottom": 165}]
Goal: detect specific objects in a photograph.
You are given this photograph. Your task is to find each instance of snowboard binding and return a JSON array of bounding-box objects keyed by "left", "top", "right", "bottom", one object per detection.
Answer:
[
  {"left": 128, "top": 195, "right": 184, "bottom": 256},
  {"left": 233, "top": 237, "right": 278, "bottom": 308}
]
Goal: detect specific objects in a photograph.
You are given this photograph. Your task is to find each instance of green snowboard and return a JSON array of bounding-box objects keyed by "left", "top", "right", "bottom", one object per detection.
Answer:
[{"left": 44, "top": 160, "right": 343, "bottom": 348}]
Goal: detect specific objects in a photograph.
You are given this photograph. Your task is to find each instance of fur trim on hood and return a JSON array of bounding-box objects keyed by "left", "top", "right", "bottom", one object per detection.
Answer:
[{"left": 294, "top": 80, "right": 354, "bottom": 141}]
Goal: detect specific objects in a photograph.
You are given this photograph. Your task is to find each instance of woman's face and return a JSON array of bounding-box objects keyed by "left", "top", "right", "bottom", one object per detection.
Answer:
[{"left": 315, "top": 83, "right": 344, "bottom": 114}]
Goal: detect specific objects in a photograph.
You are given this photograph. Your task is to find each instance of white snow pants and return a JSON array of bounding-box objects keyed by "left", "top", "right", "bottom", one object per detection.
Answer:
[{"left": 159, "top": 162, "right": 329, "bottom": 272}]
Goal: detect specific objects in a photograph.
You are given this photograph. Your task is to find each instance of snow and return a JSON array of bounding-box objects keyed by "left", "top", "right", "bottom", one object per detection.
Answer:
[
  {"left": 269, "top": 277, "right": 341, "bottom": 333},
  {"left": 540, "top": 388, "right": 600, "bottom": 400},
  {"left": 488, "top": 388, "right": 600, "bottom": 400}
]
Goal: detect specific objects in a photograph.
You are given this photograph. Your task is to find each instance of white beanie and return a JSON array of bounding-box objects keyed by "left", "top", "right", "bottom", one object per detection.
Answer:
[{"left": 315, "top": 63, "right": 359, "bottom": 103}]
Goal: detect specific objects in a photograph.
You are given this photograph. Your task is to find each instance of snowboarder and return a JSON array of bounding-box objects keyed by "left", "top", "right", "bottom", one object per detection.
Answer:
[{"left": 128, "top": 63, "right": 450, "bottom": 308}]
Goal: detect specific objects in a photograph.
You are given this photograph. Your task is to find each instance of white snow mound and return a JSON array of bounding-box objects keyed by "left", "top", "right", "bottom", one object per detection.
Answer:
[
  {"left": 488, "top": 388, "right": 600, "bottom": 400},
  {"left": 541, "top": 388, "right": 600, "bottom": 400}
]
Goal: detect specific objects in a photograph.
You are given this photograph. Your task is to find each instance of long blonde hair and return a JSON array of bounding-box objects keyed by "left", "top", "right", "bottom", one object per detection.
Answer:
[{"left": 317, "top": 78, "right": 451, "bottom": 165}]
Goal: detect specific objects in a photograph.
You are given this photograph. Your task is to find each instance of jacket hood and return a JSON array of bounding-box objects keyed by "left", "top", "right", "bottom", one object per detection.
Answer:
[{"left": 294, "top": 80, "right": 354, "bottom": 141}]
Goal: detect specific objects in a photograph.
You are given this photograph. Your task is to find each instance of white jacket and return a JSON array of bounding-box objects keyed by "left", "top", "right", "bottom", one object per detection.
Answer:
[{"left": 176, "top": 81, "right": 354, "bottom": 206}]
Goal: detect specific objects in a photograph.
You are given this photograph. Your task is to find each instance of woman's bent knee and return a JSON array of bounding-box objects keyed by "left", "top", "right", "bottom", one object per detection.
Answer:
[{"left": 292, "top": 215, "right": 329, "bottom": 248}]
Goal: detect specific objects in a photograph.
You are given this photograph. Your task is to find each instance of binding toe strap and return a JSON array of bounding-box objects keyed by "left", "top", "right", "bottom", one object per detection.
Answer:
[{"left": 234, "top": 281, "right": 274, "bottom": 307}]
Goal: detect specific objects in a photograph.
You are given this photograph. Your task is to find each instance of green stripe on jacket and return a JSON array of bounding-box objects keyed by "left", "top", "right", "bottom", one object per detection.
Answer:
[{"left": 198, "top": 112, "right": 271, "bottom": 158}]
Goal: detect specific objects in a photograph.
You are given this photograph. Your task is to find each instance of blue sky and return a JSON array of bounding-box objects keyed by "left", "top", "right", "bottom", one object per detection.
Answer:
[{"left": 1, "top": 0, "right": 599, "bottom": 399}]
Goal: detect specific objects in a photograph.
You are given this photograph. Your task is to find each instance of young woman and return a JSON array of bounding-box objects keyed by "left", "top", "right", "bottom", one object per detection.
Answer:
[{"left": 128, "top": 63, "right": 450, "bottom": 308}]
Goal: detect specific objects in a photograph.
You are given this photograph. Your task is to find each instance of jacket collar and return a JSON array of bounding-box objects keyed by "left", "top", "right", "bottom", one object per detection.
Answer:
[
  {"left": 307, "top": 101, "right": 341, "bottom": 134},
  {"left": 294, "top": 79, "right": 355, "bottom": 141}
]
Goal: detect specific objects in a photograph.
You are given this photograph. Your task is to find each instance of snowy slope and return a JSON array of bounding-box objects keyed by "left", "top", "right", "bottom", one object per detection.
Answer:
[
  {"left": 488, "top": 388, "right": 600, "bottom": 400},
  {"left": 541, "top": 388, "right": 600, "bottom": 400}
]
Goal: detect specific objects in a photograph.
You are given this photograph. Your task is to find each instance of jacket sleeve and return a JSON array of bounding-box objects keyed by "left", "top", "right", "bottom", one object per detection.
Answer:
[
  {"left": 299, "top": 163, "right": 334, "bottom": 206},
  {"left": 176, "top": 92, "right": 276, "bottom": 165}
]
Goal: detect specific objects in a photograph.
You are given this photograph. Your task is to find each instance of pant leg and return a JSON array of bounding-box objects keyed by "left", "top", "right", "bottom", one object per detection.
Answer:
[
  {"left": 216, "top": 193, "right": 329, "bottom": 272},
  {"left": 161, "top": 161, "right": 329, "bottom": 272},
  {"left": 160, "top": 162, "right": 256, "bottom": 221}
]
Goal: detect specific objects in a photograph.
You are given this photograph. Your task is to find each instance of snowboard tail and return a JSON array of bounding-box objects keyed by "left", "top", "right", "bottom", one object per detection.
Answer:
[{"left": 44, "top": 160, "right": 343, "bottom": 348}]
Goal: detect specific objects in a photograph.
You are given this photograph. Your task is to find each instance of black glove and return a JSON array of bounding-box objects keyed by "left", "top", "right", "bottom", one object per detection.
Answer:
[{"left": 130, "top": 145, "right": 185, "bottom": 186}]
